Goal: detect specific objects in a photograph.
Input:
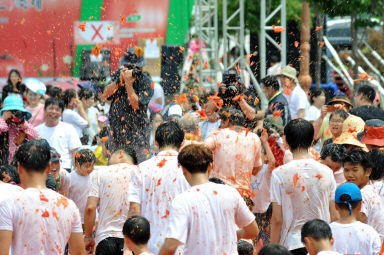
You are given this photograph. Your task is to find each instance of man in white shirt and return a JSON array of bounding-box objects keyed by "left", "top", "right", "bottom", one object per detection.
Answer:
[
  {"left": 270, "top": 119, "right": 338, "bottom": 254},
  {"left": 84, "top": 146, "right": 138, "bottom": 254},
  {"left": 159, "top": 144, "right": 258, "bottom": 255},
  {"left": 36, "top": 98, "right": 82, "bottom": 171},
  {"left": 0, "top": 139, "right": 84, "bottom": 255},
  {"left": 128, "top": 121, "right": 190, "bottom": 254}
]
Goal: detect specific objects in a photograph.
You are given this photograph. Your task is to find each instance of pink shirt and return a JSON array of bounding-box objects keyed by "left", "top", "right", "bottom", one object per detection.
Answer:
[
  {"left": 26, "top": 104, "right": 45, "bottom": 127},
  {"left": 205, "top": 128, "right": 262, "bottom": 193}
]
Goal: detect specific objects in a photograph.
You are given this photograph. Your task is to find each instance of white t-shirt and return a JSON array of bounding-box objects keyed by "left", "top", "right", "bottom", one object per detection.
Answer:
[
  {"left": 361, "top": 184, "right": 384, "bottom": 238},
  {"left": 270, "top": 159, "right": 336, "bottom": 250},
  {"left": 289, "top": 85, "right": 309, "bottom": 119},
  {"left": 36, "top": 122, "right": 82, "bottom": 169},
  {"left": 317, "top": 251, "right": 342, "bottom": 255},
  {"left": 129, "top": 151, "right": 190, "bottom": 254},
  {"left": 88, "top": 163, "right": 136, "bottom": 246},
  {"left": 68, "top": 171, "right": 92, "bottom": 224},
  {"left": 59, "top": 168, "right": 70, "bottom": 197},
  {"left": 0, "top": 188, "right": 82, "bottom": 254},
  {"left": 149, "top": 83, "right": 164, "bottom": 107},
  {"left": 166, "top": 182, "right": 255, "bottom": 255},
  {"left": 305, "top": 105, "right": 321, "bottom": 122},
  {"left": 330, "top": 221, "right": 381, "bottom": 255},
  {"left": 62, "top": 109, "right": 88, "bottom": 138},
  {"left": 84, "top": 106, "right": 100, "bottom": 145},
  {"left": 0, "top": 182, "right": 23, "bottom": 202},
  {"left": 373, "top": 180, "right": 384, "bottom": 207},
  {"left": 251, "top": 164, "right": 272, "bottom": 213}
]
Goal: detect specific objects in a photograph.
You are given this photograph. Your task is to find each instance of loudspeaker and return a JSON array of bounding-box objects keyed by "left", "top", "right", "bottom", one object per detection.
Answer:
[
  {"left": 79, "top": 49, "right": 111, "bottom": 81},
  {"left": 160, "top": 45, "right": 184, "bottom": 96}
]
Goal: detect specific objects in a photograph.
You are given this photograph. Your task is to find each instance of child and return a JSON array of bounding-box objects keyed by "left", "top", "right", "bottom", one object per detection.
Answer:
[
  {"left": 342, "top": 149, "right": 384, "bottom": 239},
  {"left": 301, "top": 219, "right": 341, "bottom": 255},
  {"left": 123, "top": 216, "right": 153, "bottom": 255},
  {"left": 330, "top": 183, "right": 381, "bottom": 254},
  {"left": 237, "top": 240, "right": 254, "bottom": 255},
  {"left": 258, "top": 244, "right": 292, "bottom": 255},
  {"left": 67, "top": 148, "right": 96, "bottom": 225}
]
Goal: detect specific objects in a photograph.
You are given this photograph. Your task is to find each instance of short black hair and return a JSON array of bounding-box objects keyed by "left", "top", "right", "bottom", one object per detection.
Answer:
[
  {"left": 61, "top": 89, "right": 77, "bottom": 107},
  {"left": 74, "top": 149, "right": 96, "bottom": 166},
  {"left": 309, "top": 87, "right": 324, "bottom": 105},
  {"left": 261, "top": 76, "right": 280, "bottom": 91},
  {"left": 155, "top": 121, "right": 184, "bottom": 149},
  {"left": 113, "top": 145, "right": 138, "bottom": 165},
  {"left": 341, "top": 149, "right": 370, "bottom": 170},
  {"left": 123, "top": 216, "right": 150, "bottom": 245},
  {"left": 284, "top": 119, "right": 314, "bottom": 151},
  {"left": 220, "top": 107, "right": 245, "bottom": 127},
  {"left": 44, "top": 98, "right": 65, "bottom": 112},
  {"left": 237, "top": 240, "right": 254, "bottom": 255},
  {"left": 330, "top": 109, "right": 349, "bottom": 121},
  {"left": 46, "top": 85, "right": 62, "bottom": 99},
  {"left": 301, "top": 219, "right": 332, "bottom": 243},
  {"left": 78, "top": 88, "right": 95, "bottom": 100},
  {"left": 258, "top": 244, "right": 291, "bottom": 255},
  {"left": 368, "top": 149, "right": 384, "bottom": 181},
  {"left": 357, "top": 84, "right": 376, "bottom": 103},
  {"left": 320, "top": 143, "right": 346, "bottom": 162},
  {"left": 209, "top": 177, "right": 225, "bottom": 184},
  {"left": 0, "top": 165, "right": 20, "bottom": 184},
  {"left": 15, "top": 139, "right": 51, "bottom": 173},
  {"left": 178, "top": 144, "right": 213, "bottom": 174}
]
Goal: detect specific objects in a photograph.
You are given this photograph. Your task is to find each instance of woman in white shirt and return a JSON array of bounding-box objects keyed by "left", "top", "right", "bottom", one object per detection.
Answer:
[{"left": 305, "top": 87, "right": 326, "bottom": 122}]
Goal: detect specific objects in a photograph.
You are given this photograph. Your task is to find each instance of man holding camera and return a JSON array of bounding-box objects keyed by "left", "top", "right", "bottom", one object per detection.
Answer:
[
  {"left": 0, "top": 95, "right": 38, "bottom": 165},
  {"left": 101, "top": 47, "right": 153, "bottom": 163}
]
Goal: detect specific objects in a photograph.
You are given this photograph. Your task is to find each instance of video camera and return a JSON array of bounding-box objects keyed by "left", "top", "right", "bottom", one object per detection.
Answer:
[
  {"left": 218, "top": 68, "right": 244, "bottom": 107},
  {"left": 111, "top": 65, "right": 142, "bottom": 83}
]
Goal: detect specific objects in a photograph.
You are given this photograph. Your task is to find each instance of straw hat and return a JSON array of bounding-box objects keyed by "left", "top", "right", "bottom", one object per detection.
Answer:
[
  {"left": 334, "top": 115, "right": 367, "bottom": 150},
  {"left": 279, "top": 66, "right": 299, "bottom": 84}
]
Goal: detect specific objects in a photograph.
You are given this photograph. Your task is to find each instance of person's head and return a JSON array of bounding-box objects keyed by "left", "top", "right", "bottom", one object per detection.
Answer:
[
  {"left": 205, "top": 101, "right": 219, "bottom": 123},
  {"left": 74, "top": 149, "right": 96, "bottom": 176},
  {"left": 367, "top": 149, "right": 384, "bottom": 181},
  {"left": 26, "top": 89, "right": 42, "bottom": 107},
  {"left": 320, "top": 143, "right": 346, "bottom": 172},
  {"left": 180, "top": 113, "right": 201, "bottom": 137},
  {"left": 61, "top": 89, "right": 78, "bottom": 108},
  {"left": 309, "top": 87, "right": 325, "bottom": 108},
  {"left": 45, "top": 85, "right": 62, "bottom": 99},
  {"left": 327, "top": 95, "right": 353, "bottom": 112},
  {"left": 155, "top": 121, "right": 184, "bottom": 150},
  {"left": 182, "top": 95, "right": 198, "bottom": 112},
  {"left": 123, "top": 216, "right": 150, "bottom": 250},
  {"left": 0, "top": 165, "right": 20, "bottom": 184},
  {"left": 301, "top": 219, "right": 334, "bottom": 255},
  {"left": 270, "top": 55, "right": 280, "bottom": 66},
  {"left": 78, "top": 88, "right": 95, "bottom": 109},
  {"left": 150, "top": 112, "right": 163, "bottom": 131},
  {"left": 0, "top": 95, "right": 32, "bottom": 126},
  {"left": 237, "top": 240, "right": 254, "bottom": 255},
  {"left": 8, "top": 69, "right": 21, "bottom": 86},
  {"left": 178, "top": 144, "right": 213, "bottom": 183},
  {"left": 261, "top": 76, "right": 280, "bottom": 99},
  {"left": 355, "top": 84, "right": 376, "bottom": 106},
  {"left": 15, "top": 139, "right": 51, "bottom": 184},
  {"left": 335, "top": 182, "right": 362, "bottom": 216},
  {"left": 279, "top": 66, "right": 298, "bottom": 88},
  {"left": 284, "top": 119, "right": 314, "bottom": 151},
  {"left": 109, "top": 145, "right": 138, "bottom": 165},
  {"left": 342, "top": 149, "right": 371, "bottom": 188},
  {"left": 50, "top": 147, "right": 61, "bottom": 178},
  {"left": 258, "top": 244, "right": 292, "bottom": 255},
  {"left": 44, "top": 98, "right": 65, "bottom": 126},
  {"left": 219, "top": 107, "right": 245, "bottom": 128},
  {"left": 329, "top": 109, "right": 349, "bottom": 138}
]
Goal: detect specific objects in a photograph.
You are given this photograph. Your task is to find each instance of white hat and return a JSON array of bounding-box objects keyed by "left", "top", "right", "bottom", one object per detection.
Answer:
[
  {"left": 168, "top": 104, "right": 183, "bottom": 117},
  {"left": 25, "top": 78, "right": 46, "bottom": 95}
]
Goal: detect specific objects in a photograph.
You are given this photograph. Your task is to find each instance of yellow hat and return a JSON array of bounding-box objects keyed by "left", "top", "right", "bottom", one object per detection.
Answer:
[{"left": 334, "top": 115, "right": 368, "bottom": 150}]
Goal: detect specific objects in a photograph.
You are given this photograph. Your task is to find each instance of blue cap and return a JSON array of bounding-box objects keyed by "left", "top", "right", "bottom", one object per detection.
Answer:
[{"left": 335, "top": 183, "right": 362, "bottom": 215}]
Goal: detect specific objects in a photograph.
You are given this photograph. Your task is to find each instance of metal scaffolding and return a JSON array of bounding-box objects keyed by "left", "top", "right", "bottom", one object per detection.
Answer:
[{"left": 260, "top": 0, "right": 287, "bottom": 79}]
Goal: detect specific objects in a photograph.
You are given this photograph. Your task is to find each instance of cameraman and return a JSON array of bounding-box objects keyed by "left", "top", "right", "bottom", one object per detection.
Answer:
[
  {"left": 100, "top": 47, "right": 153, "bottom": 163},
  {"left": 0, "top": 95, "right": 38, "bottom": 165}
]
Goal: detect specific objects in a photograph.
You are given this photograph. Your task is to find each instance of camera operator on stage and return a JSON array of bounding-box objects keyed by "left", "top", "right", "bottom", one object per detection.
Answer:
[{"left": 100, "top": 47, "right": 153, "bottom": 163}]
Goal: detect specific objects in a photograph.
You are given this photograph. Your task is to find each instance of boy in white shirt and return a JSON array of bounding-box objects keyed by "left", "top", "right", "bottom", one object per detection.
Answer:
[
  {"left": 301, "top": 219, "right": 341, "bottom": 255},
  {"left": 159, "top": 144, "right": 259, "bottom": 255},
  {"left": 330, "top": 183, "right": 381, "bottom": 255},
  {"left": 123, "top": 216, "right": 154, "bottom": 255}
]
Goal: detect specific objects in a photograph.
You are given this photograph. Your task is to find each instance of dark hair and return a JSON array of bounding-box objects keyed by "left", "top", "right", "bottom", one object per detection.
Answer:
[
  {"left": 220, "top": 107, "right": 245, "bottom": 127},
  {"left": 341, "top": 149, "right": 370, "bottom": 170},
  {"left": 78, "top": 88, "right": 95, "bottom": 100},
  {"left": 178, "top": 144, "right": 213, "bottom": 174},
  {"left": 270, "top": 55, "right": 280, "bottom": 64},
  {"left": 368, "top": 149, "right": 384, "bottom": 181},
  {"left": 357, "top": 84, "right": 376, "bottom": 103},
  {"left": 7, "top": 69, "right": 21, "bottom": 86},
  {"left": 261, "top": 76, "right": 280, "bottom": 91},
  {"left": 44, "top": 98, "right": 65, "bottom": 112},
  {"left": 74, "top": 149, "right": 96, "bottom": 165},
  {"left": 46, "top": 85, "right": 62, "bottom": 99},
  {"left": 301, "top": 219, "right": 332, "bottom": 243},
  {"left": 61, "top": 89, "right": 77, "bottom": 107},
  {"left": 330, "top": 109, "right": 349, "bottom": 121},
  {"left": 187, "top": 95, "right": 198, "bottom": 111},
  {"left": 237, "top": 240, "right": 254, "bottom": 255},
  {"left": 209, "top": 177, "right": 225, "bottom": 184},
  {"left": 0, "top": 165, "right": 20, "bottom": 184},
  {"left": 123, "top": 216, "right": 150, "bottom": 245},
  {"left": 309, "top": 87, "right": 324, "bottom": 105},
  {"left": 320, "top": 143, "right": 346, "bottom": 162},
  {"left": 336, "top": 200, "right": 361, "bottom": 211},
  {"left": 150, "top": 112, "right": 163, "bottom": 123},
  {"left": 284, "top": 119, "right": 314, "bottom": 150},
  {"left": 112, "top": 145, "right": 138, "bottom": 165},
  {"left": 15, "top": 139, "right": 51, "bottom": 173},
  {"left": 155, "top": 121, "right": 184, "bottom": 149},
  {"left": 323, "top": 138, "right": 334, "bottom": 147},
  {"left": 258, "top": 244, "right": 292, "bottom": 255}
]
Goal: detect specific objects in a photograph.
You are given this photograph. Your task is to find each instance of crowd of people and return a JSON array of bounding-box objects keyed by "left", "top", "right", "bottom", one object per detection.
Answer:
[{"left": 0, "top": 46, "right": 384, "bottom": 255}]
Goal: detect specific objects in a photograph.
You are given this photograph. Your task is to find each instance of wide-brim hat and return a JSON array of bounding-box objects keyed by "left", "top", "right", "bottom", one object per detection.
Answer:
[
  {"left": 334, "top": 115, "right": 367, "bottom": 150},
  {"left": 0, "top": 95, "right": 32, "bottom": 120},
  {"left": 120, "top": 47, "right": 148, "bottom": 68},
  {"left": 279, "top": 66, "right": 299, "bottom": 84},
  {"left": 357, "top": 119, "right": 384, "bottom": 147},
  {"left": 24, "top": 78, "right": 46, "bottom": 96},
  {"left": 326, "top": 96, "right": 353, "bottom": 108}
]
